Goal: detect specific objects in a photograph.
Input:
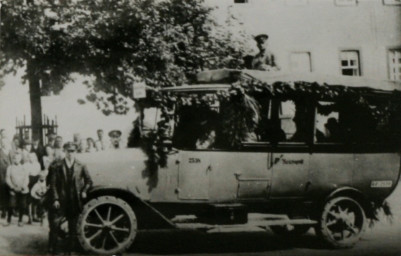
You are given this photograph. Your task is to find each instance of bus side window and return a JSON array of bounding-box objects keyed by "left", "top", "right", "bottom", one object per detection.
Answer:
[{"left": 278, "top": 100, "right": 311, "bottom": 144}]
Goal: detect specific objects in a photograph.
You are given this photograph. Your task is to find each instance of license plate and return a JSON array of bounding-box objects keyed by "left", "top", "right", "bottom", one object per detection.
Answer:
[{"left": 371, "top": 180, "right": 393, "bottom": 188}]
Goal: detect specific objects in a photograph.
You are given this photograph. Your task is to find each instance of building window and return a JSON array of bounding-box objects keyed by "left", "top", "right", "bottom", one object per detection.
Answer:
[
  {"left": 389, "top": 49, "right": 401, "bottom": 81},
  {"left": 383, "top": 0, "right": 401, "bottom": 5},
  {"left": 234, "top": 0, "right": 248, "bottom": 3},
  {"left": 340, "top": 51, "right": 360, "bottom": 76},
  {"left": 335, "top": 0, "right": 357, "bottom": 6},
  {"left": 290, "top": 52, "right": 312, "bottom": 72}
]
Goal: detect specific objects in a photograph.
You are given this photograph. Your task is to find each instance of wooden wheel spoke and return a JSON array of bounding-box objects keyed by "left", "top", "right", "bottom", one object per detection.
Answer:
[
  {"left": 94, "top": 209, "right": 105, "bottom": 224},
  {"left": 88, "top": 230, "right": 103, "bottom": 241},
  {"left": 346, "top": 223, "right": 359, "bottom": 234},
  {"left": 111, "top": 226, "right": 130, "bottom": 233},
  {"left": 101, "top": 235, "right": 107, "bottom": 249},
  {"left": 107, "top": 206, "right": 112, "bottom": 222},
  {"left": 338, "top": 205, "right": 343, "bottom": 214},
  {"left": 109, "top": 231, "right": 120, "bottom": 246},
  {"left": 85, "top": 222, "right": 104, "bottom": 229},
  {"left": 327, "top": 219, "right": 337, "bottom": 227},
  {"left": 328, "top": 211, "right": 340, "bottom": 220},
  {"left": 110, "top": 214, "right": 125, "bottom": 225}
]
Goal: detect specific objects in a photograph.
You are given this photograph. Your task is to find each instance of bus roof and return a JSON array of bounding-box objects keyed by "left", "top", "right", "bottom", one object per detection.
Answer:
[
  {"left": 192, "top": 69, "right": 401, "bottom": 92},
  {"left": 158, "top": 69, "right": 401, "bottom": 94}
]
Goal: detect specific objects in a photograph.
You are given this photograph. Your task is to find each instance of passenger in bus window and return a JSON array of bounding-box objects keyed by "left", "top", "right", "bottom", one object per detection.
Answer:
[
  {"left": 244, "top": 131, "right": 258, "bottom": 142},
  {"left": 196, "top": 130, "right": 216, "bottom": 150},
  {"left": 324, "top": 118, "right": 341, "bottom": 142}
]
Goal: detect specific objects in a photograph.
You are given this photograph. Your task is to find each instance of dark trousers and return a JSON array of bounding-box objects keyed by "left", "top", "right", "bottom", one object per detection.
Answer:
[
  {"left": 0, "top": 185, "right": 9, "bottom": 216},
  {"left": 48, "top": 207, "right": 78, "bottom": 253},
  {"left": 8, "top": 192, "right": 27, "bottom": 223}
]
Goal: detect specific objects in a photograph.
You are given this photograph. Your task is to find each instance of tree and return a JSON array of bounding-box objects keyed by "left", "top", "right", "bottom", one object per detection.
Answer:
[{"left": 0, "top": 0, "right": 250, "bottom": 141}]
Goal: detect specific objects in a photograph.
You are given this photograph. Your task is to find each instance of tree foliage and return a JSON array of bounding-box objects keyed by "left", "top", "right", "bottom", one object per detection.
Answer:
[{"left": 0, "top": 0, "right": 250, "bottom": 115}]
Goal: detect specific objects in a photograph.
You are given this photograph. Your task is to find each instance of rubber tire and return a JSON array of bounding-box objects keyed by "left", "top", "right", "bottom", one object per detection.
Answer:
[
  {"left": 270, "top": 225, "right": 311, "bottom": 236},
  {"left": 77, "top": 196, "right": 138, "bottom": 255},
  {"left": 317, "top": 196, "right": 366, "bottom": 249}
]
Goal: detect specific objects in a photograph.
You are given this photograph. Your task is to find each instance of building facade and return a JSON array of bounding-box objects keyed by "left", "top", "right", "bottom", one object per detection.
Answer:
[{"left": 208, "top": 0, "right": 401, "bottom": 81}]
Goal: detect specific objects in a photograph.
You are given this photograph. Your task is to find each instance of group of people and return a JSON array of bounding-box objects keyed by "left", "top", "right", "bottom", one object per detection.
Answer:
[
  {"left": 0, "top": 129, "right": 94, "bottom": 254},
  {"left": 71, "top": 129, "right": 121, "bottom": 152},
  {"left": 0, "top": 131, "right": 46, "bottom": 226}
]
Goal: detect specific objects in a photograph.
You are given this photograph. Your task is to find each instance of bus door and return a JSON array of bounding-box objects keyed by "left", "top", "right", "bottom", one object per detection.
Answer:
[
  {"left": 177, "top": 150, "right": 211, "bottom": 200},
  {"left": 269, "top": 148, "right": 310, "bottom": 198},
  {"left": 308, "top": 101, "right": 354, "bottom": 194},
  {"left": 269, "top": 99, "right": 311, "bottom": 198}
]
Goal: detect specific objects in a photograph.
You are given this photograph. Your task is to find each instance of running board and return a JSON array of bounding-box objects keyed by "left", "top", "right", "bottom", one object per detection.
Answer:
[{"left": 174, "top": 215, "right": 317, "bottom": 233}]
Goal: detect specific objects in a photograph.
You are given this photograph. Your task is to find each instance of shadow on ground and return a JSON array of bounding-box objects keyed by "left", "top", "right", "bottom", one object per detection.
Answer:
[{"left": 130, "top": 229, "right": 326, "bottom": 255}]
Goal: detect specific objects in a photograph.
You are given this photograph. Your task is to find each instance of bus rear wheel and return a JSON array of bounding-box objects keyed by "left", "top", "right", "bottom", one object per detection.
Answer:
[
  {"left": 77, "top": 196, "right": 138, "bottom": 255},
  {"left": 317, "top": 196, "right": 366, "bottom": 249}
]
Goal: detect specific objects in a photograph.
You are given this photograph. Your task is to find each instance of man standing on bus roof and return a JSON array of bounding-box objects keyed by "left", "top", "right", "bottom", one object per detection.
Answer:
[{"left": 252, "top": 34, "right": 280, "bottom": 71}]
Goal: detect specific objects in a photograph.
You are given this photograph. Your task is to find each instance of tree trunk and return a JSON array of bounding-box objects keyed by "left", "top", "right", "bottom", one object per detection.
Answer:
[{"left": 28, "top": 61, "right": 43, "bottom": 144}]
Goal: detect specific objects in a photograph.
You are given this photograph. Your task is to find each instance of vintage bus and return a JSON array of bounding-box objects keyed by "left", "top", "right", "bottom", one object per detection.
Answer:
[{"left": 75, "top": 69, "right": 401, "bottom": 255}]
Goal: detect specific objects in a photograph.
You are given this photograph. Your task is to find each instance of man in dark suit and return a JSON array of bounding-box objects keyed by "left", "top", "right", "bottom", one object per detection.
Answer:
[{"left": 49, "top": 142, "right": 93, "bottom": 254}]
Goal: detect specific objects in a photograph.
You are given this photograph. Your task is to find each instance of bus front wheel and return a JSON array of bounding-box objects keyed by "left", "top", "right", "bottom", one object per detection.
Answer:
[{"left": 77, "top": 196, "right": 138, "bottom": 255}]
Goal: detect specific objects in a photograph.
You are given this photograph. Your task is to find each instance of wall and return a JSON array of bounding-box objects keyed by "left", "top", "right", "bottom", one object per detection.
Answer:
[{"left": 207, "top": 0, "right": 401, "bottom": 80}]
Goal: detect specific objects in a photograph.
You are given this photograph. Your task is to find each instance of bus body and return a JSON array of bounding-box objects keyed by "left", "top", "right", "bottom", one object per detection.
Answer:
[{"left": 76, "top": 69, "right": 401, "bottom": 254}]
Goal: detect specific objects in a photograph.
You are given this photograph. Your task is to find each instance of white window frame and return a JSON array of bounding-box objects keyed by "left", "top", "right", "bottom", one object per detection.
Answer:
[
  {"left": 340, "top": 50, "right": 361, "bottom": 76},
  {"left": 289, "top": 52, "right": 312, "bottom": 72},
  {"left": 388, "top": 49, "right": 401, "bottom": 81}
]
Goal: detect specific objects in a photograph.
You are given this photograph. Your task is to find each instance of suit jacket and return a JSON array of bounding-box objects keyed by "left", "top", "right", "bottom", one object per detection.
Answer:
[
  {"left": 252, "top": 50, "right": 278, "bottom": 70},
  {"left": 49, "top": 158, "right": 93, "bottom": 214}
]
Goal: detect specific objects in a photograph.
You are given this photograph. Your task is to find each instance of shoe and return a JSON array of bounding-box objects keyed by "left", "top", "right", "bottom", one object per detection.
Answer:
[
  {"left": 18, "top": 221, "right": 24, "bottom": 227},
  {"left": 3, "top": 222, "right": 11, "bottom": 227}
]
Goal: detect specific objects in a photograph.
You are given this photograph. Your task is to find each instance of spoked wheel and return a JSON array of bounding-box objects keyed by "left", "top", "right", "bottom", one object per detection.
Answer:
[
  {"left": 317, "top": 196, "right": 366, "bottom": 248},
  {"left": 77, "top": 196, "right": 138, "bottom": 255},
  {"left": 270, "top": 225, "right": 311, "bottom": 236}
]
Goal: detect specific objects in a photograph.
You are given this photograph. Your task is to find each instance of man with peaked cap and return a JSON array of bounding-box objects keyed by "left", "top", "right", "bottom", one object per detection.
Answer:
[
  {"left": 48, "top": 142, "right": 93, "bottom": 254},
  {"left": 108, "top": 130, "right": 122, "bottom": 149},
  {"left": 252, "top": 34, "right": 280, "bottom": 71}
]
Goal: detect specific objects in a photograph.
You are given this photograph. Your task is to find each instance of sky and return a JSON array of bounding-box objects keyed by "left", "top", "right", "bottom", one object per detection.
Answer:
[{"left": 0, "top": 69, "right": 140, "bottom": 146}]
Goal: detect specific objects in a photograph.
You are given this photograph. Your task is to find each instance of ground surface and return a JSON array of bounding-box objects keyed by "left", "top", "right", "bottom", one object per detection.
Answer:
[{"left": 0, "top": 184, "right": 400, "bottom": 256}]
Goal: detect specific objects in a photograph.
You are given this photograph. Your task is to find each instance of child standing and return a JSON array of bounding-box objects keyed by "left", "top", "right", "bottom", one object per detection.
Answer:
[
  {"left": 22, "top": 140, "right": 41, "bottom": 223},
  {"left": 30, "top": 171, "right": 48, "bottom": 225},
  {"left": 5, "top": 150, "right": 29, "bottom": 226}
]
